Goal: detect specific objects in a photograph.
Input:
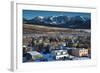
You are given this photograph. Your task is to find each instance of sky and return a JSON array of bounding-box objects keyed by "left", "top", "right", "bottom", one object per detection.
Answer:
[{"left": 23, "top": 10, "right": 91, "bottom": 20}]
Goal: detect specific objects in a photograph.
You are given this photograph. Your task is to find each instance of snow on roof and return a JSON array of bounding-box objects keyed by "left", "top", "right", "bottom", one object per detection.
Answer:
[{"left": 27, "top": 51, "right": 42, "bottom": 56}]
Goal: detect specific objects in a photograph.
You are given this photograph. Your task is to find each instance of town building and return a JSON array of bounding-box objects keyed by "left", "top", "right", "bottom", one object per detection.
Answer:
[
  {"left": 51, "top": 50, "right": 69, "bottom": 60},
  {"left": 71, "top": 48, "right": 88, "bottom": 57}
]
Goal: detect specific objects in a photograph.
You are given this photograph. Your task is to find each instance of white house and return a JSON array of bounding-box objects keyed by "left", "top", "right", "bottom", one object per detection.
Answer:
[{"left": 51, "top": 50, "right": 69, "bottom": 60}]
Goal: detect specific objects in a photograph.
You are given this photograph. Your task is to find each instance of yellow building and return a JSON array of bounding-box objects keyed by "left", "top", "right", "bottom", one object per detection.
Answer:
[{"left": 72, "top": 48, "right": 88, "bottom": 57}]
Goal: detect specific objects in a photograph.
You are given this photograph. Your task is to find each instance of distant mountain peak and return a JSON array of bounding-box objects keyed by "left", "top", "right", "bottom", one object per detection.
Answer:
[{"left": 23, "top": 15, "right": 91, "bottom": 29}]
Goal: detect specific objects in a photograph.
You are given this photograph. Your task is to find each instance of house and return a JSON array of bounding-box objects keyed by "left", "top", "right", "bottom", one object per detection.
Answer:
[
  {"left": 71, "top": 48, "right": 88, "bottom": 57},
  {"left": 27, "top": 51, "right": 43, "bottom": 60},
  {"left": 51, "top": 50, "right": 69, "bottom": 60}
]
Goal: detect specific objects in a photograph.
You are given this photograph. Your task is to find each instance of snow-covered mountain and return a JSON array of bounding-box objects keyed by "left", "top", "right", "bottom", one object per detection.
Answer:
[{"left": 23, "top": 15, "right": 91, "bottom": 29}]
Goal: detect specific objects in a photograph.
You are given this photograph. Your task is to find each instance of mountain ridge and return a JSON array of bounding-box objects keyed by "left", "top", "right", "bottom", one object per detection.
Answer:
[{"left": 23, "top": 15, "right": 91, "bottom": 29}]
